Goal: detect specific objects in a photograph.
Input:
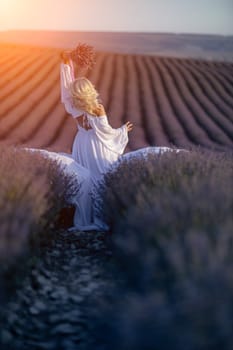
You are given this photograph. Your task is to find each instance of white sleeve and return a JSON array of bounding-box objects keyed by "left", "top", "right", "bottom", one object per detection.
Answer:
[
  {"left": 60, "top": 62, "right": 74, "bottom": 102},
  {"left": 60, "top": 62, "right": 83, "bottom": 118},
  {"left": 89, "top": 116, "right": 129, "bottom": 155}
]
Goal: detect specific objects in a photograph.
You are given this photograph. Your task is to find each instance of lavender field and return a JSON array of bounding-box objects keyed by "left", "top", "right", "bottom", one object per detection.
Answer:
[
  {"left": 0, "top": 32, "right": 233, "bottom": 153},
  {"left": 0, "top": 32, "right": 233, "bottom": 350}
]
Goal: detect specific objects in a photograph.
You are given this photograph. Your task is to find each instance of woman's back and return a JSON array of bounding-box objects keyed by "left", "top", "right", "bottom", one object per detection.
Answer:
[
  {"left": 60, "top": 59, "right": 132, "bottom": 184},
  {"left": 76, "top": 104, "right": 106, "bottom": 130}
]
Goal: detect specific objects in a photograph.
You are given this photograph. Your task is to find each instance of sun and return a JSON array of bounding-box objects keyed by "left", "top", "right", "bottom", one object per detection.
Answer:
[
  {"left": 0, "top": 0, "right": 13, "bottom": 12},
  {"left": 0, "top": 0, "right": 14, "bottom": 29},
  {"left": 0, "top": 0, "right": 25, "bottom": 30},
  {"left": 0, "top": 0, "right": 51, "bottom": 31}
]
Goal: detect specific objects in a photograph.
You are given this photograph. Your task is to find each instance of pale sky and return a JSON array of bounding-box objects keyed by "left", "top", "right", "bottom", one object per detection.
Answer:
[{"left": 0, "top": 0, "right": 233, "bottom": 35}]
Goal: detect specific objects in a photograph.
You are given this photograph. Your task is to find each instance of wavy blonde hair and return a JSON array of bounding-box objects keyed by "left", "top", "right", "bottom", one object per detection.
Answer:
[{"left": 69, "top": 77, "right": 100, "bottom": 115}]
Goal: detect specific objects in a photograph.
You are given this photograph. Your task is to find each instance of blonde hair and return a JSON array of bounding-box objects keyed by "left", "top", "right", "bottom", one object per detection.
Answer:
[{"left": 70, "top": 77, "right": 100, "bottom": 115}]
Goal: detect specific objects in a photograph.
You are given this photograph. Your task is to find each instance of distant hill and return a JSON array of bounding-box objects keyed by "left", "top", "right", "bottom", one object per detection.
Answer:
[
  {"left": 0, "top": 30, "right": 233, "bottom": 61},
  {"left": 0, "top": 43, "right": 233, "bottom": 153}
]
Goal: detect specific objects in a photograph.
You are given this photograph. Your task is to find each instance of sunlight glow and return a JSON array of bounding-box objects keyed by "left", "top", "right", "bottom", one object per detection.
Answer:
[
  {"left": 0, "top": 0, "right": 232, "bottom": 35},
  {"left": 0, "top": 0, "right": 22, "bottom": 30}
]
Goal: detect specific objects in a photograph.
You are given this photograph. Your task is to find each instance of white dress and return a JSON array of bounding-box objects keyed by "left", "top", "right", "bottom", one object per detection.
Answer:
[
  {"left": 72, "top": 114, "right": 128, "bottom": 186},
  {"left": 25, "top": 146, "right": 186, "bottom": 231},
  {"left": 25, "top": 148, "right": 108, "bottom": 231},
  {"left": 60, "top": 62, "right": 129, "bottom": 186},
  {"left": 58, "top": 62, "right": 186, "bottom": 231}
]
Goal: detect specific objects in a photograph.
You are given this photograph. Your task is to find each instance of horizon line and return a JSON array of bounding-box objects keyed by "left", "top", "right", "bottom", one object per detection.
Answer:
[{"left": 0, "top": 29, "right": 233, "bottom": 37}]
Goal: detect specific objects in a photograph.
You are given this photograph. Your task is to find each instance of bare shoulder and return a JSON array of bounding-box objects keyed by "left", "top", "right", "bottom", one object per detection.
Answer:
[{"left": 95, "top": 104, "right": 106, "bottom": 117}]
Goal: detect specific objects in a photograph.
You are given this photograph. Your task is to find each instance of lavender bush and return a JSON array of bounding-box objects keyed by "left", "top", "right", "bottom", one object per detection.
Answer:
[
  {"left": 0, "top": 144, "right": 79, "bottom": 302},
  {"left": 96, "top": 148, "right": 232, "bottom": 231},
  {"left": 92, "top": 148, "right": 233, "bottom": 350}
]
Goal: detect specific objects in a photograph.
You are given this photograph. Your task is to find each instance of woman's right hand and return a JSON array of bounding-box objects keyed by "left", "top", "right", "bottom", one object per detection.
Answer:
[
  {"left": 61, "top": 50, "right": 72, "bottom": 64},
  {"left": 125, "top": 121, "right": 133, "bottom": 132}
]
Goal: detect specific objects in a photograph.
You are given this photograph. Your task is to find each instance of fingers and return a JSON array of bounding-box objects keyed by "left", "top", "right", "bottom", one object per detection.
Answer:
[
  {"left": 126, "top": 122, "right": 132, "bottom": 126},
  {"left": 61, "top": 50, "right": 72, "bottom": 63},
  {"left": 126, "top": 123, "right": 133, "bottom": 131},
  {"left": 125, "top": 121, "right": 133, "bottom": 132}
]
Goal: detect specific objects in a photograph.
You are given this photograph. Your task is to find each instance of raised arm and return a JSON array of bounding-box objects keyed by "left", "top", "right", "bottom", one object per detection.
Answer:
[
  {"left": 60, "top": 62, "right": 75, "bottom": 93},
  {"left": 60, "top": 54, "right": 83, "bottom": 118}
]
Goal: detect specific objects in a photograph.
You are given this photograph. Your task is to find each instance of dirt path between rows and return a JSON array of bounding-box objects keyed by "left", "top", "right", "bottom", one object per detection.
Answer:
[{"left": 1, "top": 230, "right": 114, "bottom": 350}]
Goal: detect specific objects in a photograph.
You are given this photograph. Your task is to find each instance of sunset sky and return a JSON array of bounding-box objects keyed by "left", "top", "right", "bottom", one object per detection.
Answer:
[{"left": 0, "top": 0, "right": 233, "bottom": 35}]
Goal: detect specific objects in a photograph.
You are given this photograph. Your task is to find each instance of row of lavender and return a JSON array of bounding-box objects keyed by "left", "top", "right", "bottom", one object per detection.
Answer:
[
  {"left": 91, "top": 148, "right": 233, "bottom": 350},
  {"left": 0, "top": 44, "right": 233, "bottom": 152},
  {"left": 0, "top": 143, "right": 78, "bottom": 304},
  {"left": 89, "top": 52, "right": 233, "bottom": 151}
]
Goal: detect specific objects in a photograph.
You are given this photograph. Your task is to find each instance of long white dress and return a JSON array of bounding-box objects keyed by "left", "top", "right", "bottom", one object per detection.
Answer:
[
  {"left": 58, "top": 62, "right": 186, "bottom": 231},
  {"left": 25, "top": 148, "right": 108, "bottom": 231},
  {"left": 60, "top": 62, "right": 129, "bottom": 187},
  {"left": 25, "top": 145, "right": 186, "bottom": 231}
]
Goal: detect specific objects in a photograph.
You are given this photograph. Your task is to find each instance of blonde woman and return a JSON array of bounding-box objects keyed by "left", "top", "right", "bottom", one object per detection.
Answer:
[{"left": 60, "top": 52, "right": 133, "bottom": 186}]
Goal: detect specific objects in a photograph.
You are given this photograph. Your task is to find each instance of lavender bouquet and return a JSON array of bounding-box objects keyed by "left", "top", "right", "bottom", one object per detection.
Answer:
[{"left": 61, "top": 43, "right": 96, "bottom": 71}]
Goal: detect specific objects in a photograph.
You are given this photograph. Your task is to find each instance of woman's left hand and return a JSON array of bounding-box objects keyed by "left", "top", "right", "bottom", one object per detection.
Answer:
[{"left": 125, "top": 121, "right": 133, "bottom": 132}]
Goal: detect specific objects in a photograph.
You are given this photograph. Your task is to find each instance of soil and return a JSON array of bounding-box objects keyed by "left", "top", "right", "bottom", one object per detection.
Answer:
[{"left": 0, "top": 229, "right": 114, "bottom": 350}]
